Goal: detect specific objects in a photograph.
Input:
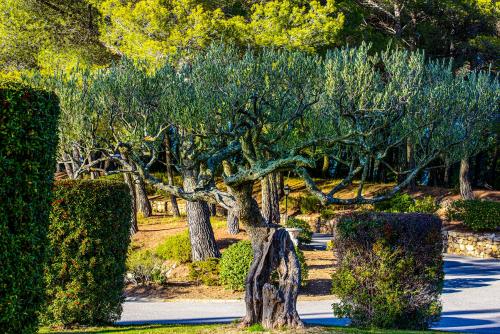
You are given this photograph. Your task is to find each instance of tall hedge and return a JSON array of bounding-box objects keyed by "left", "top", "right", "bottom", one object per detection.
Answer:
[
  {"left": 0, "top": 88, "right": 60, "bottom": 334},
  {"left": 331, "top": 212, "right": 444, "bottom": 329},
  {"left": 43, "top": 180, "right": 132, "bottom": 327}
]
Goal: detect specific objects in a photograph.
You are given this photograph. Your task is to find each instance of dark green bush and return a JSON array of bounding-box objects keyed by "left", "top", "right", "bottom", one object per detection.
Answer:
[
  {"left": 219, "top": 240, "right": 309, "bottom": 291},
  {"left": 43, "top": 180, "right": 132, "bottom": 327},
  {"left": 448, "top": 200, "right": 500, "bottom": 232},
  {"left": 0, "top": 88, "right": 59, "bottom": 334},
  {"left": 331, "top": 212, "right": 443, "bottom": 329},
  {"left": 299, "top": 195, "right": 323, "bottom": 213},
  {"left": 285, "top": 217, "right": 313, "bottom": 244},
  {"left": 156, "top": 232, "right": 192, "bottom": 263},
  {"left": 126, "top": 249, "right": 170, "bottom": 286},
  {"left": 189, "top": 258, "right": 220, "bottom": 286},
  {"left": 219, "top": 240, "right": 254, "bottom": 291}
]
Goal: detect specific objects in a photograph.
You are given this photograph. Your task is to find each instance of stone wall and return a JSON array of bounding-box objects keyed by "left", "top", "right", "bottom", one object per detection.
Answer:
[{"left": 443, "top": 230, "right": 499, "bottom": 258}]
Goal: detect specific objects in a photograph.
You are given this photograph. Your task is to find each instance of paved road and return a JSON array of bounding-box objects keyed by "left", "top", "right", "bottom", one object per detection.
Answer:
[{"left": 118, "top": 251, "right": 500, "bottom": 333}]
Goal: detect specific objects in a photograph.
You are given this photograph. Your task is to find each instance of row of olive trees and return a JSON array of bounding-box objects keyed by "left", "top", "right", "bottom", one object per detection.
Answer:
[{"left": 30, "top": 44, "right": 498, "bottom": 329}]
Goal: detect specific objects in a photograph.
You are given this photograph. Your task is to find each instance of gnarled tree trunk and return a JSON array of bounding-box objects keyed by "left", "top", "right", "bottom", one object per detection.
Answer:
[
  {"left": 233, "top": 183, "right": 303, "bottom": 329},
  {"left": 183, "top": 172, "right": 220, "bottom": 261},
  {"left": 460, "top": 157, "right": 474, "bottom": 200}
]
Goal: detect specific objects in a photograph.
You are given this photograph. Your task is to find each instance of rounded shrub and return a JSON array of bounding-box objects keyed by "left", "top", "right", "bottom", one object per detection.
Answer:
[
  {"left": 219, "top": 240, "right": 254, "bottom": 291},
  {"left": 447, "top": 200, "right": 500, "bottom": 232},
  {"left": 43, "top": 180, "right": 132, "bottom": 327},
  {"left": 285, "top": 217, "right": 313, "bottom": 244},
  {"left": 189, "top": 258, "right": 220, "bottom": 286},
  {"left": 0, "top": 88, "right": 60, "bottom": 334},
  {"left": 331, "top": 212, "right": 443, "bottom": 329},
  {"left": 219, "top": 239, "right": 309, "bottom": 291},
  {"left": 156, "top": 232, "right": 192, "bottom": 263}
]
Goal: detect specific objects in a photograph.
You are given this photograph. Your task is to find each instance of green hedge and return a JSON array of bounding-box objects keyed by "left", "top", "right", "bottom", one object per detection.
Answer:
[
  {"left": 331, "top": 212, "right": 443, "bottom": 329},
  {"left": 43, "top": 180, "right": 132, "bottom": 327},
  {"left": 0, "top": 88, "right": 59, "bottom": 334},
  {"left": 448, "top": 200, "right": 500, "bottom": 232}
]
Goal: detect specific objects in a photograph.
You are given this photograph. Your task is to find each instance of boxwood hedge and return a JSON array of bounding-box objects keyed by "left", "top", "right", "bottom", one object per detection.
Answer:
[
  {"left": 43, "top": 180, "right": 132, "bottom": 327},
  {"left": 0, "top": 88, "right": 59, "bottom": 334},
  {"left": 331, "top": 212, "right": 444, "bottom": 329}
]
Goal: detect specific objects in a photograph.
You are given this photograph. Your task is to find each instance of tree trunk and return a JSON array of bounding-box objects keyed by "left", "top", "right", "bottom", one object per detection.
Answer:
[
  {"left": 124, "top": 172, "right": 138, "bottom": 234},
  {"left": 227, "top": 209, "right": 239, "bottom": 235},
  {"left": 133, "top": 173, "right": 152, "bottom": 218},
  {"left": 276, "top": 172, "right": 284, "bottom": 199},
  {"left": 209, "top": 203, "right": 217, "bottom": 216},
  {"left": 233, "top": 182, "right": 303, "bottom": 329},
  {"left": 443, "top": 158, "right": 451, "bottom": 187},
  {"left": 460, "top": 157, "right": 475, "bottom": 200},
  {"left": 183, "top": 173, "right": 220, "bottom": 261},
  {"left": 62, "top": 152, "right": 74, "bottom": 179},
  {"left": 223, "top": 160, "right": 240, "bottom": 235},
  {"left": 164, "top": 134, "right": 181, "bottom": 217},
  {"left": 406, "top": 139, "right": 416, "bottom": 191},
  {"left": 261, "top": 173, "right": 280, "bottom": 225},
  {"left": 321, "top": 155, "right": 329, "bottom": 177}
]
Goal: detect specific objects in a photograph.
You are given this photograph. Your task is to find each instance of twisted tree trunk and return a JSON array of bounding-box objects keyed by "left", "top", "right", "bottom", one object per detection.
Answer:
[
  {"left": 183, "top": 172, "right": 220, "bottom": 261},
  {"left": 460, "top": 157, "right": 474, "bottom": 200},
  {"left": 233, "top": 183, "right": 303, "bottom": 329}
]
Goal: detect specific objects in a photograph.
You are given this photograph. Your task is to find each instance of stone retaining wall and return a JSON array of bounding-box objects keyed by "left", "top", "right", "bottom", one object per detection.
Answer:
[{"left": 443, "top": 230, "right": 499, "bottom": 258}]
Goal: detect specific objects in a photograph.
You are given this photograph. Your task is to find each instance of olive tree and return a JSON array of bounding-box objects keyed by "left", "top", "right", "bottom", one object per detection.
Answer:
[{"left": 38, "top": 44, "right": 497, "bottom": 329}]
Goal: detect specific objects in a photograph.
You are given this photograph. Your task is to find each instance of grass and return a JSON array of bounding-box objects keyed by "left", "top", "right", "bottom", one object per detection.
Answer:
[{"left": 40, "top": 324, "right": 443, "bottom": 334}]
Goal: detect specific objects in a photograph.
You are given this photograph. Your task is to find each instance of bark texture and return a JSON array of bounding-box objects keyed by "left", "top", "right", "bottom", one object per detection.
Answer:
[
  {"left": 183, "top": 173, "right": 220, "bottom": 261},
  {"left": 164, "top": 135, "right": 181, "bottom": 217},
  {"left": 223, "top": 160, "right": 240, "bottom": 234},
  {"left": 133, "top": 173, "right": 152, "bottom": 218},
  {"left": 460, "top": 158, "right": 475, "bottom": 200},
  {"left": 233, "top": 183, "right": 303, "bottom": 329},
  {"left": 124, "top": 172, "right": 138, "bottom": 234},
  {"left": 261, "top": 173, "right": 280, "bottom": 225}
]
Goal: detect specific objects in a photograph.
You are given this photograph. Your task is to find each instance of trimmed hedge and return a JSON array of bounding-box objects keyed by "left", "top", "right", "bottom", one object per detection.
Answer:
[
  {"left": 43, "top": 180, "right": 132, "bottom": 327},
  {"left": 189, "top": 258, "right": 220, "bottom": 286},
  {"left": 447, "top": 200, "right": 500, "bottom": 232},
  {"left": 0, "top": 88, "right": 59, "bottom": 334},
  {"left": 331, "top": 212, "right": 443, "bottom": 329}
]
